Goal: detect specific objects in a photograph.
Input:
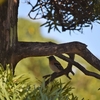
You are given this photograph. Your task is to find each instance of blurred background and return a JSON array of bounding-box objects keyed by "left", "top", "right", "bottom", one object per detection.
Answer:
[{"left": 16, "top": 0, "right": 100, "bottom": 99}]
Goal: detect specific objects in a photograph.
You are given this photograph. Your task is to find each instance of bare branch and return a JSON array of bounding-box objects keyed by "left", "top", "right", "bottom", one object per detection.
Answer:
[
  {"left": 57, "top": 55, "right": 100, "bottom": 79},
  {"left": 14, "top": 41, "right": 100, "bottom": 71},
  {"left": 16, "top": 41, "right": 87, "bottom": 57},
  {"left": 44, "top": 54, "right": 100, "bottom": 86},
  {"left": 61, "top": 53, "right": 75, "bottom": 79}
]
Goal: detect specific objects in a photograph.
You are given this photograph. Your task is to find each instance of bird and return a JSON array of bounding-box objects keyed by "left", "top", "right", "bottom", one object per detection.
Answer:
[
  {"left": 47, "top": 56, "right": 73, "bottom": 79},
  {"left": 47, "top": 56, "right": 64, "bottom": 73}
]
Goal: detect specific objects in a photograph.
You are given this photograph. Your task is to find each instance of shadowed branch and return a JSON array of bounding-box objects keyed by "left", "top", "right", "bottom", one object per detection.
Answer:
[
  {"left": 44, "top": 54, "right": 100, "bottom": 86},
  {"left": 12, "top": 41, "right": 100, "bottom": 79}
]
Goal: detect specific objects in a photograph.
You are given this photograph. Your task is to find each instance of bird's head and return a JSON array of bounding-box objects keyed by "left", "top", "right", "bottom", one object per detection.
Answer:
[{"left": 47, "top": 56, "right": 55, "bottom": 61}]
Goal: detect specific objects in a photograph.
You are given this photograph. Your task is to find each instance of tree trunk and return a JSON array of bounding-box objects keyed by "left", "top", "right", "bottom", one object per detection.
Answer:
[{"left": 0, "top": 0, "right": 19, "bottom": 71}]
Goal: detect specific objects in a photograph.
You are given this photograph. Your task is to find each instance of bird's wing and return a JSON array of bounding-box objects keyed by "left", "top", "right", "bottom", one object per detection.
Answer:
[{"left": 54, "top": 62, "right": 64, "bottom": 71}]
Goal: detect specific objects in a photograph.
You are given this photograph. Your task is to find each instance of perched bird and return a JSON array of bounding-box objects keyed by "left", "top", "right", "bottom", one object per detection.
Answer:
[
  {"left": 47, "top": 56, "right": 73, "bottom": 79},
  {"left": 47, "top": 56, "right": 64, "bottom": 73}
]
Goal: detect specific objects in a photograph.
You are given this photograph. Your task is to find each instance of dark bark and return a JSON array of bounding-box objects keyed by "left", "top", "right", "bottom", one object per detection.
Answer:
[
  {"left": 14, "top": 41, "right": 100, "bottom": 71},
  {"left": 0, "top": 0, "right": 19, "bottom": 70},
  {"left": 7, "top": 41, "right": 99, "bottom": 80},
  {"left": 0, "top": 1, "right": 8, "bottom": 68},
  {"left": 44, "top": 54, "right": 100, "bottom": 86}
]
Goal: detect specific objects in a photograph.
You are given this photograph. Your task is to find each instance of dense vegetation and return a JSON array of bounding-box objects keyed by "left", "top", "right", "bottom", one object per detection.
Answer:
[{"left": 0, "top": 64, "right": 80, "bottom": 100}]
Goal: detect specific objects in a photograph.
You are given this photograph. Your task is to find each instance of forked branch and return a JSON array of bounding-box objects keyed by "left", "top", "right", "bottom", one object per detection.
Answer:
[
  {"left": 44, "top": 54, "right": 100, "bottom": 86},
  {"left": 12, "top": 41, "right": 100, "bottom": 80}
]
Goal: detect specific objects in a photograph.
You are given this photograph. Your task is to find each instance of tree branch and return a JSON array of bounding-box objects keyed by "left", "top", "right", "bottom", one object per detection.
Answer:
[
  {"left": 14, "top": 41, "right": 100, "bottom": 71},
  {"left": 16, "top": 41, "right": 86, "bottom": 57},
  {"left": 44, "top": 54, "right": 100, "bottom": 86},
  {"left": 62, "top": 53, "right": 75, "bottom": 79},
  {"left": 57, "top": 55, "right": 100, "bottom": 79}
]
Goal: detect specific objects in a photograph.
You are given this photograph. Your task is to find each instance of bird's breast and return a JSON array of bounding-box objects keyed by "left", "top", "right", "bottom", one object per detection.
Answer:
[{"left": 50, "top": 64, "right": 60, "bottom": 72}]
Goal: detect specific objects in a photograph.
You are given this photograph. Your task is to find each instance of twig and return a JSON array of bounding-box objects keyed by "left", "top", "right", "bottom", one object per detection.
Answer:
[
  {"left": 56, "top": 55, "right": 100, "bottom": 79},
  {"left": 44, "top": 54, "right": 100, "bottom": 86}
]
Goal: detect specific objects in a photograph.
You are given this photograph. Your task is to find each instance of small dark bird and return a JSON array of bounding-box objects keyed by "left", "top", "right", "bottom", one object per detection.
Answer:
[
  {"left": 48, "top": 56, "right": 73, "bottom": 79},
  {"left": 47, "top": 56, "right": 64, "bottom": 73}
]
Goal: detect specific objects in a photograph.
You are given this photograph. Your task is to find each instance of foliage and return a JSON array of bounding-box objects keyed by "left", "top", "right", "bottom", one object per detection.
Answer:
[
  {"left": 27, "top": 80, "right": 79, "bottom": 100},
  {"left": 27, "top": 0, "right": 100, "bottom": 33},
  {"left": 0, "top": 64, "right": 81, "bottom": 100},
  {"left": 0, "top": 64, "right": 30, "bottom": 100}
]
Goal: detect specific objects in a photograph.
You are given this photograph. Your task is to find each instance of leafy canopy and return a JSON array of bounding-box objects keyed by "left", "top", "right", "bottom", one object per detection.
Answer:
[{"left": 28, "top": 0, "right": 100, "bottom": 33}]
